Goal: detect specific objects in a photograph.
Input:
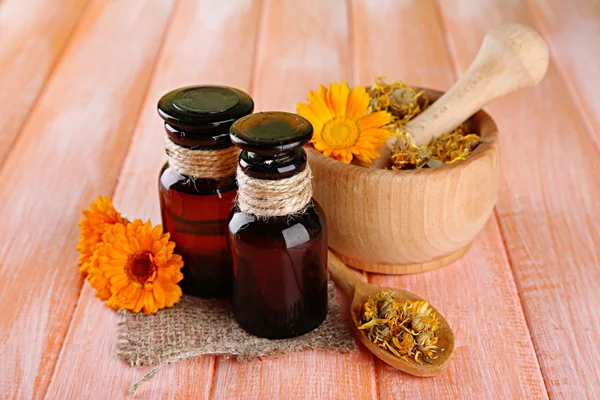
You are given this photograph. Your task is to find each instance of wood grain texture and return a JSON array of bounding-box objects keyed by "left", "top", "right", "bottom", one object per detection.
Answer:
[
  {"left": 526, "top": 0, "right": 600, "bottom": 149},
  {"left": 373, "top": 219, "right": 548, "bottom": 399},
  {"left": 0, "top": 0, "right": 87, "bottom": 165},
  {"left": 44, "top": 0, "right": 261, "bottom": 398},
  {"left": 0, "top": 0, "right": 597, "bottom": 398},
  {"left": 212, "top": 278, "right": 375, "bottom": 400},
  {"left": 352, "top": 0, "right": 547, "bottom": 398},
  {"left": 250, "top": 0, "right": 353, "bottom": 111},
  {"left": 210, "top": 1, "right": 379, "bottom": 399},
  {"left": 0, "top": 1, "right": 173, "bottom": 398},
  {"left": 436, "top": 0, "right": 600, "bottom": 398}
]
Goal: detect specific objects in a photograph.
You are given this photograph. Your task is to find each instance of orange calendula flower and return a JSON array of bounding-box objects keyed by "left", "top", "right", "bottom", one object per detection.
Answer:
[
  {"left": 88, "top": 219, "right": 183, "bottom": 314},
  {"left": 296, "top": 81, "right": 391, "bottom": 164},
  {"left": 76, "top": 196, "right": 125, "bottom": 277}
]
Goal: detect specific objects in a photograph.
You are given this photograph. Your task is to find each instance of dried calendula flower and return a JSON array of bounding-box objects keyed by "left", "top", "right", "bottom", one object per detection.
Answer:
[
  {"left": 358, "top": 291, "right": 444, "bottom": 364},
  {"left": 368, "top": 77, "right": 425, "bottom": 123},
  {"left": 368, "top": 78, "right": 480, "bottom": 170}
]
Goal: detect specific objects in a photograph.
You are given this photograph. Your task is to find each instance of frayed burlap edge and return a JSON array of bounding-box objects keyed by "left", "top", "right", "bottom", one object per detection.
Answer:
[{"left": 117, "top": 282, "right": 355, "bottom": 395}]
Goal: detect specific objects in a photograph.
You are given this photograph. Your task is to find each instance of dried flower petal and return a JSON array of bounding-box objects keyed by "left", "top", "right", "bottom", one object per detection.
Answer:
[
  {"left": 359, "top": 291, "right": 441, "bottom": 363},
  {"left": 367, "top": 78, "right": 480, "bottom": 170}
]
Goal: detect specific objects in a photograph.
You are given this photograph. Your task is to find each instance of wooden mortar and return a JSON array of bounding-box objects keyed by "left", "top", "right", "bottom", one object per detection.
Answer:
[
  {"left": 307, "top": 24, "right": 548, "bottom": 274},
  {"left": 308, "top": 91, "right": 499, "bottom": 274}
]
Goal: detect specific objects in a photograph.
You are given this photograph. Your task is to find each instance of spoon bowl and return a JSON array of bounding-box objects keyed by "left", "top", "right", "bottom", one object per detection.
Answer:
[{"left": 328, "top": 251, "right": 455, "bottom": 376}]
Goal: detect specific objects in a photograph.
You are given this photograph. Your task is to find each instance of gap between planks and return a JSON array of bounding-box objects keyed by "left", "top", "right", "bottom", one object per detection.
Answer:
[
  {"left": 44, "top": 0, "right": 261, "bottom": 398},
  {"left": 429, "top": 1, "right": 549, "bottom": 396},
  {"left": 430, "top": 0, "right": 549, "bottom": 395},
  {"left": 523, "top": 0, "right": 600, "bottom": 158},
  {"left": 432, "top": 0, "right": 600, "bottom": 398},
  {"left": 41, "top": 3, "right": 180, "bottom": 398},
  {"left": 0, "top": 0, "right": 89, "bottom": 170},
  {"left": 0, "top": 0, "right": 176, "bottom": 398}
]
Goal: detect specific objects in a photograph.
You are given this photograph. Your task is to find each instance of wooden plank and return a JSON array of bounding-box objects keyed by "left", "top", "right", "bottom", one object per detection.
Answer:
[
  {"left": 436, "top": 0, "right": 600, "bottom": 398},
  {"left": 352, "top": 0, "right": 548, "bottom": 398},
  {"left": 43, "top": 0, "right": 261, "bottom": 398},
  {"left": 526, "top": 0, "right": 600, "bottom": 149},
  {"left": 0, "top": 1, "right": 173, "bottom": 398},
  {"left": 0, "top": 0, "right": 87, "bottom": 165},
  {"left": 210, "top": 1, "right": 379, "bottom": 399},
  {"left": 250, "top": 0, "right": 354, "bottom": 111},
  {"left": 212, "top": 277, "right": 374, "bottom": 400}
]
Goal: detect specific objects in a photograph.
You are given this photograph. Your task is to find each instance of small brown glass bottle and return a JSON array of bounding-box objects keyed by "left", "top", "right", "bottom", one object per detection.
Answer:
[
  {"left": 158, "top": 86, "right": 253, "bottom": 297},
  {"left": 228, "top": 112, "right": 328, "bottom": 339}
]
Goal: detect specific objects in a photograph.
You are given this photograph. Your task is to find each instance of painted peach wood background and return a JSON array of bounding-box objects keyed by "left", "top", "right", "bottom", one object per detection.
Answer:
[{"left": 0, "top": 0, "right": 598, "bottom": 398}]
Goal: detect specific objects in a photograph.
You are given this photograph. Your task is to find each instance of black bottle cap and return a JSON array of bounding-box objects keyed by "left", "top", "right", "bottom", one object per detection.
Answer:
[
  {"left": 158, "top": 86, "right": 254, "bottom": 149},
  {"left": 229, "top": 112, "right": 313, "bottom": 156}
]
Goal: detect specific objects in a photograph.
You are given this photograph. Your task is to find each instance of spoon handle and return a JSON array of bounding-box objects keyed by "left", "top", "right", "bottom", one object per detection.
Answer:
[
  {"left": 328, "top": 250, "right": 362, "bottom": 297},
  {"left": 371, "top": 23, "right": 549, "bottom": 168}
]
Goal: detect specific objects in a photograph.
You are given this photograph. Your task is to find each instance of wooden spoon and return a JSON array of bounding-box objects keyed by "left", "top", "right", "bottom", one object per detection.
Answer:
[
  {"left": 370, "top": 23, "right": 549, "bottom": 169},
  {"left": 328, "top": 250, "right": 454, "bottom": 377}
]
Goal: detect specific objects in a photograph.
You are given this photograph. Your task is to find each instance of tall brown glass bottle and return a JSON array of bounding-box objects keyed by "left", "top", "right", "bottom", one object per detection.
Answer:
[
  {"left": 158, "top": 86, "right": 253, "bottom": 297},
  {"left": 228, "top": 112, "right": 328, "bottom": 339}
]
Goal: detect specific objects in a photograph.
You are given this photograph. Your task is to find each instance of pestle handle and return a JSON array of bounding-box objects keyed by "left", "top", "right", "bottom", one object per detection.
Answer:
[
  {"left": 371, "top": 23, "right": 549, "bottom": 168},
  {"left": 327, "top": 250, "right": 361, "bottom": 297}
]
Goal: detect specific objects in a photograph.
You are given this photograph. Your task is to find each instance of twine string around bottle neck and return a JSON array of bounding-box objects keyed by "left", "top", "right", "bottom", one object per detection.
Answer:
[
  {"left": 236, "top": 165, "right": 313, "bottom": 217},
  {"left": 164, "top": 136, "right": 240, "bottom": 179}
]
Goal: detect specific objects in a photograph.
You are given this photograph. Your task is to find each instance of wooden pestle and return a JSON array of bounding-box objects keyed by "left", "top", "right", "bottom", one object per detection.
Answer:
[{"left": 370, "top": 23, "right": 549, "bottom": 169}]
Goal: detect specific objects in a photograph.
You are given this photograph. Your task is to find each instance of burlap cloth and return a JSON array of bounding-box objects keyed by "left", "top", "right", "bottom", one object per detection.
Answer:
[{"left": 117, "top": 281, "right": 355, "bottom": 394}]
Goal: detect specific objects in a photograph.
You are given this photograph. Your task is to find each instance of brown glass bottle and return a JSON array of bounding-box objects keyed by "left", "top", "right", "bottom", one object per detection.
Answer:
[
  {"left": 158, "top": 86, "right": 253, "bottom": 297},
  {"left": 228, "top": 112, "right": 328, "bottom": 339}
]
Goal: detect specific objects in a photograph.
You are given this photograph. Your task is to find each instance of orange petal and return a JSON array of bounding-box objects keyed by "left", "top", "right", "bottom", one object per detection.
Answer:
[
  {"left": 132, "top": 289, "right": 145, "bottom": 313},
  {"left": 109, "top": 277, "right": 129, "bottom": 293},
  {"left": 332, "top": 149, "right": 353, "bottom": 164},
  {"left": 357, "top": 128, "right": 391, "bottom": 145},
  {"left": 326, "top": 82, "right": 338, "bottom": 117},
  {"left": 95, "top": 287, "right": 111, "bottom": 301},
  {"left": 164, "top": 283, "right": 182, "bottom": 307},
  {"left": 327, "top": 81, "right": 351, "bottom": 118},
  {"left": 312, "top": 138, "right": 328, "bottom": 152},
  {"left": 357, "top": 111, "right": 391, "bottom": 130},
  {"left": 296, "top": 102, "right": 324, "bottom": 133},
  {"left": 153, "top": 281, "right": 166, "bottom": 308},
  {"left": 355, "top": 150, "right": 380, "bottom": 163},
  {"left": 143, "top": 291, "right": 157, "bottom": 314},
  {"left": 160, "top": 278, "right": 180, "bottom": 293},
  {"left": 151, "top": 224, "right": 163, "bottom": 241},
  {"left": 308, "top": 90, "right": 333, "bottom": 122},
  {"left": 346, "top": 86, "right": 370, "bottom": 120},
  {"left": 317, "top": 85, "right": 330, "bottom": 108}
]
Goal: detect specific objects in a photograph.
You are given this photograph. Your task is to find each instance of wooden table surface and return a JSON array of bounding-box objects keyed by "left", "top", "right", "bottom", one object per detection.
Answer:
[{"left": 1, "top": 0, "right": 599, "bottom": 399}]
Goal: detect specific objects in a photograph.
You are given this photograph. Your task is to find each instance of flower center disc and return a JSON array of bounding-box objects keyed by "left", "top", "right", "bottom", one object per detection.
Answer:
[
  {"left": 126, "top": 252, "right": 156, "bottom": 283},
  {"left": 321, "top": 118, "right": 360, "bottom": 149}
]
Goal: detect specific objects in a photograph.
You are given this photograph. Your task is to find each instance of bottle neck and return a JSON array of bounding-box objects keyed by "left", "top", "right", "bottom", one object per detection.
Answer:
[
  {"left": 165, "top": 122, "right": 234, "bottom": 150},
  {"left": 164, "top": 135, "right": 239, "bottom": 180},
  {"left": 238, "top": 148, "right": 307, "bottom": 180},
  {"left": 235, "top": 161, "right": 313, "bottom": 217}
]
